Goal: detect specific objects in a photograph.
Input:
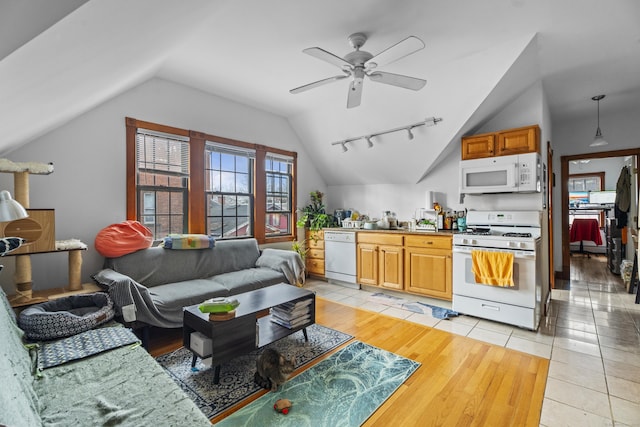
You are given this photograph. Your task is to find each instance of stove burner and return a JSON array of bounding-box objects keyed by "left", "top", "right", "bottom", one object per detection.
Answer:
[{"left": 502, "top": 232, "right": 532, "bottom": 238}]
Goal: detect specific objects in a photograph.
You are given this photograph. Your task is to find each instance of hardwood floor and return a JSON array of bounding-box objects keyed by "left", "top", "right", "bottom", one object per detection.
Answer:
[
  {"left": 569, "top": 252, "right": 616, "bottom": 284},
  {"left": 318, "top": 299, "right": 548, "bottom": 427},
  {"left": 147, "top": 299, "right": 549, "bottom": 426}
]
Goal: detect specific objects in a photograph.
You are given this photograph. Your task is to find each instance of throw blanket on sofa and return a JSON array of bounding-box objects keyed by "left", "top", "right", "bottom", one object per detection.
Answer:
[{"left": 255, "top": 248, "right": 306, "bottom": 286}]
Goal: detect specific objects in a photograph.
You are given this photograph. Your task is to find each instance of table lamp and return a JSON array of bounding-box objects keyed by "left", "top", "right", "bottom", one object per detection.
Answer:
[
  {"left": 0, "top": 190, "right": 28, "bottom": 222},
  {"left": 0, "top": 190, "right": 28, "bottom": 273}
]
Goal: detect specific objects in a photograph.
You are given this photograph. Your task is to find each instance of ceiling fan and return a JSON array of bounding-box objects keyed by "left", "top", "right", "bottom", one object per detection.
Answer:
[{"left": 290, "top": 32, "right": 427, "bottom": 108}]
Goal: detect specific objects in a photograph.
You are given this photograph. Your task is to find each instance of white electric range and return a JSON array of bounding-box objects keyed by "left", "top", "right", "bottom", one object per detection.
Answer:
[{"left": 452, "top": 210, "right": 543, "bottom": 330}]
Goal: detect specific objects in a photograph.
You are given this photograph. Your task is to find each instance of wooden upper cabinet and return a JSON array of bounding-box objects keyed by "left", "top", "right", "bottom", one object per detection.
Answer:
[
  {"left": 461, "top": 133, "right": 495, "bottom": 160},
  {"left": 461, "top": 124, "right": 539, "bottom": 160},
  {"left": 496, "top": 125, "right": 539, "bottom": 156}
]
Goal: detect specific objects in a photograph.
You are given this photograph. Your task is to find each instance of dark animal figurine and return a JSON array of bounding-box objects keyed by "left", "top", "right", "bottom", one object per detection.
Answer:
[{"left": 254, "top": 348, "right": 295, "bottom": 391}]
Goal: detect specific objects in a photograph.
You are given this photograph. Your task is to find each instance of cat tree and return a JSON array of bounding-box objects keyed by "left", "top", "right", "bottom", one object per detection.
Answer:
[{"left": 0, "top": 159, "right": 88, "bottom": 306}]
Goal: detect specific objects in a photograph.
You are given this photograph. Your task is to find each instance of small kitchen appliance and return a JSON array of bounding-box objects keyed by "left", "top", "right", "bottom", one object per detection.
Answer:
[{"left": 452, "top": 210, "right": 544, "bottom": 330}]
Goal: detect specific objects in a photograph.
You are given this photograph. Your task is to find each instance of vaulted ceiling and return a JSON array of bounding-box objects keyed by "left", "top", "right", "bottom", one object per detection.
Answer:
[{"left": 2, "top": 0, "right": 639, "bottom": 185}]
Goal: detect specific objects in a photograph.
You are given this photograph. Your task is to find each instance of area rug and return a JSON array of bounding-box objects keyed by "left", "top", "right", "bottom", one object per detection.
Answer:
[
  {"left": 214, "top": 340, "right": 420, "bottom": 427},
  {"left": 369, "top": 292, "right": 459, "bottom": 319},
  {"left": 156, "top": 324, "right": 352, "bottom": 419}
]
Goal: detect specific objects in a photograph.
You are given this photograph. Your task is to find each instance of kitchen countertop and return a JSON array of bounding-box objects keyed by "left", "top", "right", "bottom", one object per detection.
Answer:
[{"left": 322, "top": 227, "right": 458, "bottom": 237}]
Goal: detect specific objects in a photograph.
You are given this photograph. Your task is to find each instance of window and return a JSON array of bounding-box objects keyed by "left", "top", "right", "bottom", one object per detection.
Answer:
[
  {"left": 265, "top": 154, "right": 293, "bottom": 237},
  {"left": 568, "top": 172, "right": 605, "bottom": 226},
  {"left": 126, "top": 118, "right": 297, "bottom": 244},
  {"left": 205, "top": 142, "right": 255, "bottom": 239},
  {"left": 135, "top": 129, "right": 189, "bottom": 237}
]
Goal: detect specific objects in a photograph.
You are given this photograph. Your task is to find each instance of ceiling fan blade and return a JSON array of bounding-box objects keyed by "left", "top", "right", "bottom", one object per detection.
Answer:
[
  {"left": 368, "top": 71, "right": 426, "bottom": 91},
  {"left": 290, "top": 74, "right": 350, "bottom": 94},
  {"left": 346, "top": 79, "right": 363, "bottom": 109},
  {"left": 303, "top": 47, "right": 353, "bottom": 70},
  {"left": 365, "top": 36, "right": 425, "bottom": 69}
]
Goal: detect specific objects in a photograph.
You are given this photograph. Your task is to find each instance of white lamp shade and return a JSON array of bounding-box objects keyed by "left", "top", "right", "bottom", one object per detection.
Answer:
[{"left": 0, "top": 190, "right": 28, "bottom": 222}]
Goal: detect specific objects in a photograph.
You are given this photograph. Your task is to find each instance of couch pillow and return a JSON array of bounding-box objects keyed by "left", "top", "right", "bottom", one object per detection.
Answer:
[
  {"left": 95, "top": 220, "right": 153, "bottom": 258},
  {"left": 161, "top": 234, "right": 215, "bottom": 250}
]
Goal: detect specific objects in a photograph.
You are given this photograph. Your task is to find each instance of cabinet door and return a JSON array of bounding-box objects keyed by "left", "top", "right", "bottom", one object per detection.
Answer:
[
  {"left": 378, "top": 245, "right": 403, "bottom": 290},
  {"left": 461, "top": 133, "right": 495, "bottom": 160},
  {"left": 306, "top": 258, "right": 325, "bottom": 276},
  {"left": 357, "top": 243, "right": 378, "bottom": 286},
  {"left": 404, "top": 247, "right": 452, "bottom": 300},
  {"left": 496, "top": 125, "right": 539, "bottom": 156}
]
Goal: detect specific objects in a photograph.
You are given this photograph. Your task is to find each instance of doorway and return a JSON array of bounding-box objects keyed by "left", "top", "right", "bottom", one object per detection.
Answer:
[{"left": 560, "top": 148, "right": 640, "bottom": 281}]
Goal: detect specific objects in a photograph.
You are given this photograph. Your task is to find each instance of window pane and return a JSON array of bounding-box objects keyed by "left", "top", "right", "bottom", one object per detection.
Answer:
[
  {"left": 221, "top": 171, "right": 236, "bottom": 192},
  {"left": 221, "top": 153, "right": 235, "bottom": 172},
  {"left": 236, "top": 172, "right": 249, "bottom": 193}
]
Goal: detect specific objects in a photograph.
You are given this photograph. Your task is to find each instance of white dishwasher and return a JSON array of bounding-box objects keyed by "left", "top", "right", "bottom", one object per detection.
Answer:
[{"left": 324, "top": 230, "right": 357, "bottom": 285}]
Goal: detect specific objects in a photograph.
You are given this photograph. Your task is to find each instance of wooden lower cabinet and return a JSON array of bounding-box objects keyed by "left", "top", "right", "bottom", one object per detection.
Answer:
[
  {"left": 305, "top": 230, "right": 324, "bottom": 277},
  {"left": 404, "top": 235, "right": 452, "bottom": 300},
  {"left": 357, "top": 234, "right": 403, "bottom": 290}
]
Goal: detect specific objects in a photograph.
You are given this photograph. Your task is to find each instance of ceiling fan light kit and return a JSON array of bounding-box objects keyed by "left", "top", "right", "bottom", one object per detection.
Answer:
[
  {"left": 291, "top": 32, "right": 427, "bottom": 108},
  {"left": 331, "top": 116, "right": 442, "bottom": 152},
  {"left": 589, "top": 94, "right": 608, "bottom": 147}
]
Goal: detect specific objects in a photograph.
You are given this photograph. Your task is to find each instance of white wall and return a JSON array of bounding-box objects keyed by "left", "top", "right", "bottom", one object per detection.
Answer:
[
  {"left": 569, "top": 157, "right": 626, "bottom": 188},
  {"left": 0, "top": 78, "right": 326, "bottom": 293}
]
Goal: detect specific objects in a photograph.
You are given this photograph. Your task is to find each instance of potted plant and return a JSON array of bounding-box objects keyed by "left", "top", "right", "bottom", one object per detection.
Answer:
[
  {"left": 291, "top": 240, "right": 308, "bottom": 261},
  {"left": 296, "top": 190, "right": 334, "bottom": 231}
]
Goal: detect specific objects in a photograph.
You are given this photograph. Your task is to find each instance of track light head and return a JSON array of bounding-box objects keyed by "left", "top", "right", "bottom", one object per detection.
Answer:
[
  {"left": 341, "top": 141, "right": 348, "bottom": 152},
  {"left": 366, "top": 136, "right": 374, "bottom": 148},
  {"left": 407, "top": 127, "right": 414, "bottom": 140}
]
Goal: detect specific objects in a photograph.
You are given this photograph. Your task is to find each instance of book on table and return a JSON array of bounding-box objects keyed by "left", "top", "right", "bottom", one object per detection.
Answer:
[{"left": 269, "top": 297, "right": 312, "bottom": 329}]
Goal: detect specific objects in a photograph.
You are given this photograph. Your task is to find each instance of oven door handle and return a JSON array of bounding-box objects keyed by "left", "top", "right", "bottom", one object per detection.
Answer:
[{"left": 452, "top": 246, "right": 536, "bottom": 259}]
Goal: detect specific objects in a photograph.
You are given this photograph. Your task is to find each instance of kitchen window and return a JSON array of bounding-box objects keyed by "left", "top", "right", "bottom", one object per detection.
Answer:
[
  {"left": 568, "top": 172, "right": 605, "bottom": 226},
  {"left": 126, "top": 117, "right": 297, "bottom": 243}
]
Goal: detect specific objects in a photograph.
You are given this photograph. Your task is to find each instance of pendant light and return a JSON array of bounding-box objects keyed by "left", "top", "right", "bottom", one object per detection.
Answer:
[{"left": 589, "top": 94, "right": 608, "bottom": 147}]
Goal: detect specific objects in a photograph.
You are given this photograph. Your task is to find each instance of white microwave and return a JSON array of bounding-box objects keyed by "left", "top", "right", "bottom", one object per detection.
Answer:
[{"left": 460, "top": 152, "right": 541, "bottom": 194}]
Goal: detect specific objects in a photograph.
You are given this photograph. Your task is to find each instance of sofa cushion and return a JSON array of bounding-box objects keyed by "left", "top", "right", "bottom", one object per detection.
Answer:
[
  {"left": 104, "top": 238, "right": 261, "bottom": 288},
  {"left": 150, "top": 278, "right": 229, "bottom": 320},
  {"left": 211, "top": 268, "right": 287, "bottom": 295}
]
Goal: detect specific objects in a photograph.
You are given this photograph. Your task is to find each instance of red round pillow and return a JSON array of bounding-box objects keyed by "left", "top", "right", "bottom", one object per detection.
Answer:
[{"left": 94, "top": 220, "right": 153, "bottom": 258}]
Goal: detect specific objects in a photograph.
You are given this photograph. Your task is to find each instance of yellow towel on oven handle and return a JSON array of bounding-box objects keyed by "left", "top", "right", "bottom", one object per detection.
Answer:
[{"left": 471, "top": 250, "right": 515, "bottom": 287}]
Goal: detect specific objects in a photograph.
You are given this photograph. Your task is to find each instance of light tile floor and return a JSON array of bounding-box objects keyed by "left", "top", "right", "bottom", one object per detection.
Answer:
[{"left": 305, "top": 274, "right": 640, "bottom": 426}]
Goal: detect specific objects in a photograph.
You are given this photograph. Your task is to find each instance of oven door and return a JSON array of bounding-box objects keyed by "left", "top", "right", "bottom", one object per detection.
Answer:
[{"left": 452, "top": 246, "right": 537, "bottom": 308}]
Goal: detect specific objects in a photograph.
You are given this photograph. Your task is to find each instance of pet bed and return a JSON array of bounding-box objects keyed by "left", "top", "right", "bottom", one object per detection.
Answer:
[{"left": 18, "top": 293, "right": 114, "bottom": 341}]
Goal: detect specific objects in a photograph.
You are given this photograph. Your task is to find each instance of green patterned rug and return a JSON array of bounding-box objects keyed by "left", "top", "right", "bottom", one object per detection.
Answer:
[
  {"left": 156, "top": 324, "right": 352, "bottom": 419},
  {"left": 214, "top": 340, "right": 420, "bottom": 427}
]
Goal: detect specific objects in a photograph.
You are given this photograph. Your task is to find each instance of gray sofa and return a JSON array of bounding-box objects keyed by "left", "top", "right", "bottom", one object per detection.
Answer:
[
  {"left": 0, "top": 287, "right": 211, "bottom": 427},
  {"left": 92, "top": 238, "right": 304, "bottom": 330}
]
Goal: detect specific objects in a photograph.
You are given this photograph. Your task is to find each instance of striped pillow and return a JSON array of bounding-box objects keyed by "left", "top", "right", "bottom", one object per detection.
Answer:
[{"left": 161, "top": 234, "right": 215, "bottom": 250}]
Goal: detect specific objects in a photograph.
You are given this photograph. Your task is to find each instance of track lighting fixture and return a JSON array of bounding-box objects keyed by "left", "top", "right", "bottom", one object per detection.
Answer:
[{"left": 330, "top": 116, "right": 442, "bottom": 152}]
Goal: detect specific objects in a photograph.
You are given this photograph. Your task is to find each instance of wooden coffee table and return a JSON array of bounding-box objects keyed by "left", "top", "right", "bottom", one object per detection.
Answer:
[{"left": 182, "top": 283, "right": 315, "bottom": 383}]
